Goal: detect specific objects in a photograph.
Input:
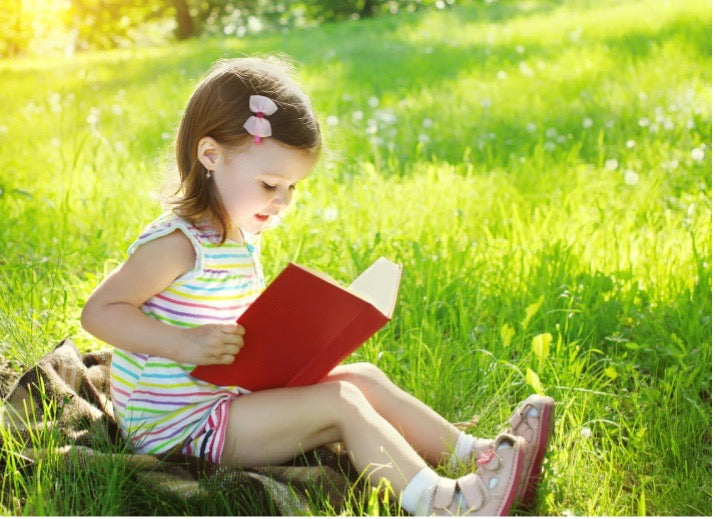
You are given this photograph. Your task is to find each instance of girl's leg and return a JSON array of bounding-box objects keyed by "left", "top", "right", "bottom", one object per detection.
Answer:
[
  {"left": 323, "top": 362, "right": 463, "bottom": 466},
  {"left": 220, "top": 379, "right": 427, "bottom": 492},
  {"left": 220, "top": 376, "right": 527, "bottom": 516}
]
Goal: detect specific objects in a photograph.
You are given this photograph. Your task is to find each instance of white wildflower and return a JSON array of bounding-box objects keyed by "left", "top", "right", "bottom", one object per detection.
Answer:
[
  {"left": 352, "top": 110, "right": 364, "bottom": 121},
  {"left": 422, "top": 118, "right": 433, "bottom": 128},
  {"left": 366, "top": 119, "right": 378, "bottom": 134},
  {"left": 497, "top": 70, "right": 507, "bottom": 80},
  {"left": 519, "top": 61, "right": 534, "bottom": 77},
  {"left": 323, "top": 206, "right": 338, "bottom": 221},
  {"left": 691, "top": 147, "right": 705, "bottom": 161},
  {"left": 626, "top": 139, "right": 636, "bottom": 149},
  {"left": 48, "top": 92, "right": 62, "bottom": 113},
  {"left": 638, "top": 117, "right": 650, "bottom": 127},
  {"left": 326, "top": 115, "right": 339, "bottom": 126},
  {"left": 376, "top": 109, "right": 397, "bottom": 124},
  {"left": 368, "top": 96, "right": 379, "bottom": 108},
  {"left": 580, "top": 426, "right": 592, "bottom": 438},
  {"left": 605, "top": 158, "right": 619, "bottom": 171},
  {"left": 624, "top": 169, "right": 639, "bottom": 185},
  {"left": 582, "top": 117, "right": 593, "bottom": 128},
  {"left": 526, "top": 122, "right": 537, "bottom": 132},
  {"left": 86, "top": 107, "right": 100, "bottom": 129}
]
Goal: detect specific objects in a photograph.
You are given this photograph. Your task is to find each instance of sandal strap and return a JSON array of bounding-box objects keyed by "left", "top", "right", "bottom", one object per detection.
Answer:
[
  {"left": 433, "top": 477, "right": 457, "bottom": 509},
  {"left": 456, "top": 473, "right": 487, "bottom": 511},
  {"left": 476, "top": 447, "right": 502, "bottom": 471},
  {"left": 509, "top": 403, "right": 538, "bottom": 442}
]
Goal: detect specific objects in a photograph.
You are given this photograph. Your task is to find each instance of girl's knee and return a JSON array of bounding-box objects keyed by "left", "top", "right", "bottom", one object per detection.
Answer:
[
  {"left": 316, "top": 379, "right": 369, "bottom": 409},
  {"left": 338, "top": 362, "right": 391, "bottom": 386}
]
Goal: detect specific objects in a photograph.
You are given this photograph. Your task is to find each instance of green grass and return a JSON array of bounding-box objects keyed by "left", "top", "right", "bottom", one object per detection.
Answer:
[{"left": 0, "top": 0, "right": 711, "bottom": 515}]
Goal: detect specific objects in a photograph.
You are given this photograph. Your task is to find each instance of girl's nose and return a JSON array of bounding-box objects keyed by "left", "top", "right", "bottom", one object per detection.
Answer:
[{"left": 272, "top": 189, "right": 291, "bottom": 208}]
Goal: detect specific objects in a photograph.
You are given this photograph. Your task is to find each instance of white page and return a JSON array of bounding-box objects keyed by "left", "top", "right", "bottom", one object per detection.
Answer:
[{"left": 347, "top": 257, "right": 402, "bottom": 317}]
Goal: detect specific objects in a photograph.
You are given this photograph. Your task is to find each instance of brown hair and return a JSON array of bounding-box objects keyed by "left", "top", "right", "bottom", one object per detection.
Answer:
[{"left": 170, "top": 56, "right": 322, "bottom": 243}]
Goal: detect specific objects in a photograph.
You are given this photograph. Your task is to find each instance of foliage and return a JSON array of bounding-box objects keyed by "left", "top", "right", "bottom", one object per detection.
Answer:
[
  {"left": 0, "top": 0, "right": 460, "bottom": 57},
  {"left": 0, "top": 0, "right": 712, "bottom": 515}
]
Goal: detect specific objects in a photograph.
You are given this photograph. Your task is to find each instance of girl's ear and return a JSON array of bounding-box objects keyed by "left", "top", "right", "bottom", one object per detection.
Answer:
[{"left": 196, "top": 136, "right": 221, "bottom": 171}]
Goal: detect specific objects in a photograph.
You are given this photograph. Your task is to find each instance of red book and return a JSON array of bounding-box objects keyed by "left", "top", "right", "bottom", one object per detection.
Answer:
[{"left": 190, "top": 257, "right": 402, "bottom": 390}]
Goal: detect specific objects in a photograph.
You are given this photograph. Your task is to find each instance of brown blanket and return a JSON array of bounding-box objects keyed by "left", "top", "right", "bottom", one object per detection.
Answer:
[{"left": 0, "top": 339, "right": 362, "bottom": 515}]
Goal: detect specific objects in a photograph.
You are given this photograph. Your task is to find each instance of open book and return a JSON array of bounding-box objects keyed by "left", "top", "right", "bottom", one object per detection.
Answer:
[{"left": 190, "top": 257, "right": 402, "bottom": 390}]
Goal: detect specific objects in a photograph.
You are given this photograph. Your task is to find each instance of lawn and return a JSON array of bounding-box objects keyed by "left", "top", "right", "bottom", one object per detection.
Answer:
[{"left": 0, "top": 0, "right": 711, "bottom": 515}]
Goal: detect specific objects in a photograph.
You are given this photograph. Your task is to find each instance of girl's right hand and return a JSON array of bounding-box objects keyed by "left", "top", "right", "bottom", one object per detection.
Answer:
[{"left": 179, "top": 324, "right": 246, "bottom": 366}]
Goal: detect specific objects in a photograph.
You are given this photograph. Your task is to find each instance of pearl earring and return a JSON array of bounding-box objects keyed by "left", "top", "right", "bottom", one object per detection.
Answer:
[{"left": 206, "top": 171, "right": 212, "bottom": 179}]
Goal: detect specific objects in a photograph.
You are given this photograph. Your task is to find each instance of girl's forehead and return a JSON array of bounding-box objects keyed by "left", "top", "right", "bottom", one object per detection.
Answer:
[{"left": 250, "top": 141, "right": 316, "bottom": 179}]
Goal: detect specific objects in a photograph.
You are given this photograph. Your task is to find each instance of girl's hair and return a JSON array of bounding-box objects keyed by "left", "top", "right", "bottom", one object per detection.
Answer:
[{"left": 170, "top": 55, "right": 322, "bottom": 243}]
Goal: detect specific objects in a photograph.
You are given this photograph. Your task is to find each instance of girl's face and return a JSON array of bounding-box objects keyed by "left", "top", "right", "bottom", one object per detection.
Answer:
[{"left": 203, "top": 138, "right": 317, "bottom": 235}]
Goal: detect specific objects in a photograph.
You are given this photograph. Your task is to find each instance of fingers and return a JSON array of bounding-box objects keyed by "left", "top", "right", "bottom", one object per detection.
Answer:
[
  {"left": 221, "top": 324, "right": 245, "bottom": 335},
  {"left": 217, "top": 325, "right": 245, "bottom": 364},
  {"left": 219, "top": 353, "right": 236, "bottom": 365},
  {"left": 189, "top": 324, "right": 247, "bottom": 365}
]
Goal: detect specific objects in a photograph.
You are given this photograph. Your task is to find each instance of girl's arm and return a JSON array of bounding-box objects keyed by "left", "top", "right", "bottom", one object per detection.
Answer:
[{"left": 81, "top": 230, "right": 244, "bottom": 365}]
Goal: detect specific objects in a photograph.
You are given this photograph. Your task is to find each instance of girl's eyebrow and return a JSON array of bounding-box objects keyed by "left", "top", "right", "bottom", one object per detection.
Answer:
[{"left": 260, "top": 172, "right": 304, "bottom": 183}]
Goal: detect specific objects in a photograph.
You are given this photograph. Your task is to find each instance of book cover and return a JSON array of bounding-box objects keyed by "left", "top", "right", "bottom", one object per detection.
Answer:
[{"left": 190, "top": 257, "right": 402, "bottom": 390}]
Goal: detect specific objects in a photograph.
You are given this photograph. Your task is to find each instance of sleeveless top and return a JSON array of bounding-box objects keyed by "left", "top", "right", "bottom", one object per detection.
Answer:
[{"left": 109, "top": 212, "right": 265, "bottom": 455}]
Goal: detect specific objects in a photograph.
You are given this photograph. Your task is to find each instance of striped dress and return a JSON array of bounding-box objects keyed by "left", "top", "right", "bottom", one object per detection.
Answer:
[{"left": 109, "top": 212, "right": 265, "bottom": 461}]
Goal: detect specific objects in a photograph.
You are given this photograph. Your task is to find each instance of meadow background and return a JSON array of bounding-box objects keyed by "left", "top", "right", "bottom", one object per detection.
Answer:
[{"left": 0, "top": 0, "right": 712, "bottom": 515}]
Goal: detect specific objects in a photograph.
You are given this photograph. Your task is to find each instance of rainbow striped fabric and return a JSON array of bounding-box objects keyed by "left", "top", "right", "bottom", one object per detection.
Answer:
[{"left": 109, "top": 212, "right": 265, "bottom": 458}]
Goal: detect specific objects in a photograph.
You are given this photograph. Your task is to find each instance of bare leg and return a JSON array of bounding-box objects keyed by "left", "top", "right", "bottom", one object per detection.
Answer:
[
  {"left": 221, "top": 379, "right": 429, "bottom": 493},
  {"left": 324, "top": 362, "right": 463, "bottom": 466}
]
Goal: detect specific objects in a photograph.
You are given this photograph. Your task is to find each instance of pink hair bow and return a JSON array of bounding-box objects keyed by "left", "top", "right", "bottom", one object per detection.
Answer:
[{"left": 243, "top": 95, "right": 278, "bottom": 144}]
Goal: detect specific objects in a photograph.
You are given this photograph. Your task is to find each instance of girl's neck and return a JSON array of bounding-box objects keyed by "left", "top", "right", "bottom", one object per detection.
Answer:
[
  {"left": 197, "top": 212, "right": 246, "bottom": 245},
  {"left": 225, "top": 226, "right": 246, "bottom": 244}
]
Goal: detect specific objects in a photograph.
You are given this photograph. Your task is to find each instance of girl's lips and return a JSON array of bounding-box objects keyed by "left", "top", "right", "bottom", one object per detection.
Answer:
[{"left": 255, "top": 214, "right": 269, "bottom": 222}]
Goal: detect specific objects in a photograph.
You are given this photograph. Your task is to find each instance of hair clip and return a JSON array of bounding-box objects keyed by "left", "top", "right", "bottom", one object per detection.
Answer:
[{"left": 243, "top": 95, "right": 278, "bottom": 144}]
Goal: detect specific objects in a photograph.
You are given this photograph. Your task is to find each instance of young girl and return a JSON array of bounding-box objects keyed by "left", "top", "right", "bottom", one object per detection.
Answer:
[{"left": 81, "top": 56, "right": 554, "bottom": 516}]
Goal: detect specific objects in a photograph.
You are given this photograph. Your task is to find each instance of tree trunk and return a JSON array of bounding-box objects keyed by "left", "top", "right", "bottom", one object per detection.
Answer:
[
  {"left": 173, "top": 0, "right": 194, "bottom": 40},
  {"left": 360, "top": 0, "right": 377, "bottom": 18}
]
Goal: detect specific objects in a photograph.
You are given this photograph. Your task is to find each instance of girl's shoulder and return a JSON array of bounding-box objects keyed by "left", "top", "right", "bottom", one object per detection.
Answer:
[
  {"left": 128, "top": 212, "right": 211, "bottom": 281},
  {"left": 130, "top": 212, "right": 211, "bottom": 251}
]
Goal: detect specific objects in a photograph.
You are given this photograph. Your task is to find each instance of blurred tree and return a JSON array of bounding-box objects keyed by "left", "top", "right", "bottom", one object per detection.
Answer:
[
  {"left": 64, "top": 0, "right": 169, "bottom": 50},
  {"left": 0, "top": 0, "right": 458, "bottom": 57},
  {"left": 0, "top": 0, "right": 38, "bottom": 57},
  {"left": 173, "top": 0, "right": 194, "bottom": 39}
]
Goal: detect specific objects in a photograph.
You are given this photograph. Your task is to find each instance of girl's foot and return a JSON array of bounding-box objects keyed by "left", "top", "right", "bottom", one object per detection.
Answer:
[
  {"left": 455, "top": 395, "right": 555, "bottom": 510},
  {"left": 506, "top": 394, "right": 555, "bottom": 509},
  {"left": 418, "top": 433, "right": 525, "bottom": 516}
]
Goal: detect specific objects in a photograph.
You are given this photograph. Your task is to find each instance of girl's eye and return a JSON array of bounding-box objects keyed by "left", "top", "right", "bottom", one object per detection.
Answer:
[{"left": 261, "top": 182, "right": 277, "bottom": 191}]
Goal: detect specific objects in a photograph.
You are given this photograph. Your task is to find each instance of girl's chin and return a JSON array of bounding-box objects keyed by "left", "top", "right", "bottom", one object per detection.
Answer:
[{"left": 237, "top": 214, "right": 278, "bottom": 234}]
